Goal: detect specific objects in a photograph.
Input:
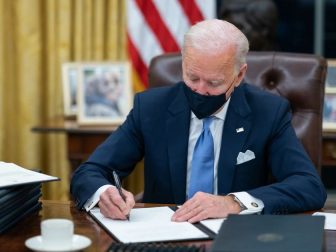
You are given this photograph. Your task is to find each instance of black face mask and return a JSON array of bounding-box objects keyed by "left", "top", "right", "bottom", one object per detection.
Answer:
[{"left": 183, "top": 83, "right": 232, "bottom": 119}]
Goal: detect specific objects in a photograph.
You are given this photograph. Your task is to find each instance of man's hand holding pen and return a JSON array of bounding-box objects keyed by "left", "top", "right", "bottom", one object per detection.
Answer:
[
  {"left": 112, "top": 170, "right": 131, "bottom": 221},
  {"left": 98, "top": 184, "right": 135, "bottom": 220}
]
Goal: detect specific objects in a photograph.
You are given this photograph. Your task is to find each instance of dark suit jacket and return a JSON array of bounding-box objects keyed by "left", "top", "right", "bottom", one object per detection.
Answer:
[{"left": 70, "top": 82, "right": 326, "bottom": 214}]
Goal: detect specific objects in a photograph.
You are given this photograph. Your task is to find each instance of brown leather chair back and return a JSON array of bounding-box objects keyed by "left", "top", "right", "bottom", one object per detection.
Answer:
[{"left": 148, "top": 52, "right": 327, "bottom": 173}]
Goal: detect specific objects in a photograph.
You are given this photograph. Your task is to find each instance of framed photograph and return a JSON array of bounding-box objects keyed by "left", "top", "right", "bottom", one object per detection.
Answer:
[
  {"left": 77, "top": 62, "right": 133, "bottom": 125},
  {"left": 62, "top": 63, "right": 79, "bottom": 117},
  {"left": 323, "top": 92, "right": 336, "bottom": 131},
  {"left": 325, "top": 60, "right": 336, "bottom": 92},
  {"left": 323, "top": 60, "right": 336, "bottom": 131}
]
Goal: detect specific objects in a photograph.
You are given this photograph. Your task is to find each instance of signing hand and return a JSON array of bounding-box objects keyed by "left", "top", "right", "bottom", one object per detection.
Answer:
[
  {"left": 171, "top": 192, "right": 241, "bottom": 223},
  {"left": 98, "top": 186, "right": 135, "bottom": 220}
]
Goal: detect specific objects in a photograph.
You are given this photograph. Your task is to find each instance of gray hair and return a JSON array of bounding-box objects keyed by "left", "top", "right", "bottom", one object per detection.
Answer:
[{"left": 182, "top": 19, "right": 249, "bottom": 72}]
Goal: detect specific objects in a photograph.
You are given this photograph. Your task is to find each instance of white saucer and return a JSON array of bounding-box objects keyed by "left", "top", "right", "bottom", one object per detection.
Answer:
[{"left": 25, "top": 234, "right": 91, "bottom": 252}]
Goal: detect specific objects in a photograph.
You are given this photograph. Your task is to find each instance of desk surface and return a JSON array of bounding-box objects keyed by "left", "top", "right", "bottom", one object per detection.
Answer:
[
  {"left": 0, "top": 201, "right": 210, "bottom": 252},
  {"left": 0, "top": 200, "right": 335, "bottom": 252}
]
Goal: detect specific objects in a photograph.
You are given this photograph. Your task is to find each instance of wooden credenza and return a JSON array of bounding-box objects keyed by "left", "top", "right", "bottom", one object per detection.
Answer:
[
  {"left": 322, "top": 132, "right": 336, "bottom": 188},
  {"left": 322, "top": 132, "right": 336, "bottom": 167},
  {"left": 32, "top": 119, "right": 117, "bottom": 172},
  {"left": 32, "top": 120, "right": 336, "bottom": 189},
  {"left": 31, "top": 119, "right": 144, "bottom": 193}
]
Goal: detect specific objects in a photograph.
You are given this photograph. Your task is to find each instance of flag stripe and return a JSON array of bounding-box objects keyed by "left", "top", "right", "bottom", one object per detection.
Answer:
[
  {"left": 178, "top": 0, "right": 204, "bottom": 24},
  {"left": 127, "top": 33, "right": 149, "bottom": 87},
  {"left": 195, "top": 0, "right": 216, "bottom": 20},
  {"left": 127, "top": 0, "right": 215, "bottom": 90},
  {"left": 127, "top": 0, "right": 163, "bottom": 66},
  {"left": 135, "top": 0, "right": 179, "bottom": 52},
  {"left": 153, "top": 0, "right": 190, "bottom": 48}
]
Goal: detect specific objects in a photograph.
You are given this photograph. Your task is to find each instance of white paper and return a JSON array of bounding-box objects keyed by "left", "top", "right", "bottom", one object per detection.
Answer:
[
  {"left": 0, "top": 162, "right": 59, "bottom": 188},
  {"left": 313, "top": 212, "right": 336, "bottom": 230},
  {"left": 90, "top": 206, "right": 209, "bottom": 243},
  {"left": 200, "top": 218, "right": 226, "bottom": 234}
]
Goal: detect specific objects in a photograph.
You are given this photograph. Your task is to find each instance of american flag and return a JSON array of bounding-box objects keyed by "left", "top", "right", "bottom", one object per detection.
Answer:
[{"left": 127, "top": 0, "right": 216, "bottom": 91}]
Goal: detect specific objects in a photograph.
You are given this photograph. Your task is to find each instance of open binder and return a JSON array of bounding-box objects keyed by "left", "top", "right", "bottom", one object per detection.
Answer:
[{"left": 89, "top": 206, "right": 217, "bottom": 243}]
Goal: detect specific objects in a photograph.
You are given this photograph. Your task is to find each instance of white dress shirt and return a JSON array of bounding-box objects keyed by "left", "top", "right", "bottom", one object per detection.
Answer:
[
  {"left": 85, "top": 98, "right": 264, "bottom": 214},
  {"left": 186, "top": 99, "right": 263, "bottom": 214}
]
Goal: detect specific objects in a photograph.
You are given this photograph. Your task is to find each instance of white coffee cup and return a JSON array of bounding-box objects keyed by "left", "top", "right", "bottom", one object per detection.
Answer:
[{"left": 41, "top": 219, "right": 74, "bottom": 250}]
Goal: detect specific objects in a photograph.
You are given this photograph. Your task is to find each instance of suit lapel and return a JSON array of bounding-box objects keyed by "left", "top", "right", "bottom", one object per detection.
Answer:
[
  {"left": 166, "top": 83, "right": 190, "bottom": 204},
  {"left": 218, "top": 85, "right": 252, "bottom": 194}
]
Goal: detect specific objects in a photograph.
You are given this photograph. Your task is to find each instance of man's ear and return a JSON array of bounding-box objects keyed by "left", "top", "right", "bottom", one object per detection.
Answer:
[{"left": 236, "top": 63, "right": 247, "bottom": 86}]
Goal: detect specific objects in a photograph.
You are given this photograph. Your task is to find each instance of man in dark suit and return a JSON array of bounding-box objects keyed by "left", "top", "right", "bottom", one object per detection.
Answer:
[{"left": 70, "top": 19, "right": 326, "bottom": 223}]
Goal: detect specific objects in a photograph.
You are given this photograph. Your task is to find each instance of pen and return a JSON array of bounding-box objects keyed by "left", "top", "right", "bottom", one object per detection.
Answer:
[{"left": 112, "top": 170, "right": 130, "bottom": 221}]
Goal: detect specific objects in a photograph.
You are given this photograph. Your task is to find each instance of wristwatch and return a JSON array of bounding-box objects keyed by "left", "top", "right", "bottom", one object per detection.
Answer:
[{"left": 230, "top": 194, "right": 247, "bottom": 212}]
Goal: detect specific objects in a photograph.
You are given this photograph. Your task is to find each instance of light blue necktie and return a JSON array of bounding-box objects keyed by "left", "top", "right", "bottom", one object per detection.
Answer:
[{"left": 188, "top": 117, "right": 214, "bottom": 199}]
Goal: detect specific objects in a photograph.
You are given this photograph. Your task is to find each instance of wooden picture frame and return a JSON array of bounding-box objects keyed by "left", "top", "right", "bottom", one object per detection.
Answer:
[
  {"left": 62, "top": 63, "right": 80, "bottom": 117},
  {"left": 323, "top": 60, "right": 336, "bottom": 131},
  {"left": 77, "top": 62, "right": 133, "bottom": 125}
]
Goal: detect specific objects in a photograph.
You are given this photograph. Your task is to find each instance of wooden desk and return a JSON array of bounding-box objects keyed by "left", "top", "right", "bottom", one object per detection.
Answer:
[
  {"left": 0, "top": 201, "right": 211, "bottom": 252},
  {"left": 0, "top": 201, "right": 335, "bottom": 251}
]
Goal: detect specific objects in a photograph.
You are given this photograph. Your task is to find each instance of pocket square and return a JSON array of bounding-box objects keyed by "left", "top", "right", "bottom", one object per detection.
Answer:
[{"left": 236, "top": 150, "right": 256, "bottom": 165}]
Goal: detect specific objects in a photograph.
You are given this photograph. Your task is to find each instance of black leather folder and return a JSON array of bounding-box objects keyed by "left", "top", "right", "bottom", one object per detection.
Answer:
[
  {"left": 0, "top": 184, "right": 41, "bottom": 217},
  {"left": 0, "top": 192, "right": 42, "bottom": 233},
  {"left": 211, "top": 215, "right": 325, "bottom": 252},
  {"left": 0, "top": 201, "right": 41, "bottom": 233},
  {"left": 0, "top": 182, "right": 40, "bottom": 199}
]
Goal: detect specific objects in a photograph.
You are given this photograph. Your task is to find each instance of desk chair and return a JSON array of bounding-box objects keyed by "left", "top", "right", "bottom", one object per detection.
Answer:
[{"left": 148, "top": 51, "right": 327, "bottom": 174}]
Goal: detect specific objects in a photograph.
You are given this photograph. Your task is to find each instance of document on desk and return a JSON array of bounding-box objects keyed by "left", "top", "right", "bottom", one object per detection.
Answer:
[
  {"left": 200, "top": 218, "right": 226, "bottom": 234},
  {"left": 89, "top": 206, "right": 211, "bottom": 243},
  {"left": 313, "top": 212, "right": 336, "bottom": 230},
  {"left": 0, "top": 162, "right": 59, "bottom": 188}
]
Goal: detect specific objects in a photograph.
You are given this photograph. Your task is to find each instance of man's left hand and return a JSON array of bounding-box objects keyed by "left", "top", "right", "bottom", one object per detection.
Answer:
[{"left": 171, "top": 192, "right": 241, "bottom": 223}]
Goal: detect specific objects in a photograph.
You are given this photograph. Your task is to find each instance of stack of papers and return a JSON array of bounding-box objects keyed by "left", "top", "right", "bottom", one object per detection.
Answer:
[
  {"left": 313, "top": 212, "right": 336, "bottom": 230},
  {"left": 0, "top": 162, "right": 59, "bottom": 233},
  {"left": 200, "top": 218, "right": 226, "bottom": 234}
]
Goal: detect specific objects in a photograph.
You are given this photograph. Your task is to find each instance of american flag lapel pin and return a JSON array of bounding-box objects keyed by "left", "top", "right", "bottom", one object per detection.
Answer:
[{"left": 236, "top": 127, "right": 244, "bottom": 133}]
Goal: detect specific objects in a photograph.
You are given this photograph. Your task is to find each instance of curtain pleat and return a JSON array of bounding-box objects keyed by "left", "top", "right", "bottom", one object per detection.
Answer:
[
  {"left": 0, "top": 0, "right": 6, "bottom": 156},
  {"left": 41, "top": 0, "right": 69, "bottom": 200},
  {"left": 0, "top": 0, "right": 43, "bottom": 166}
]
